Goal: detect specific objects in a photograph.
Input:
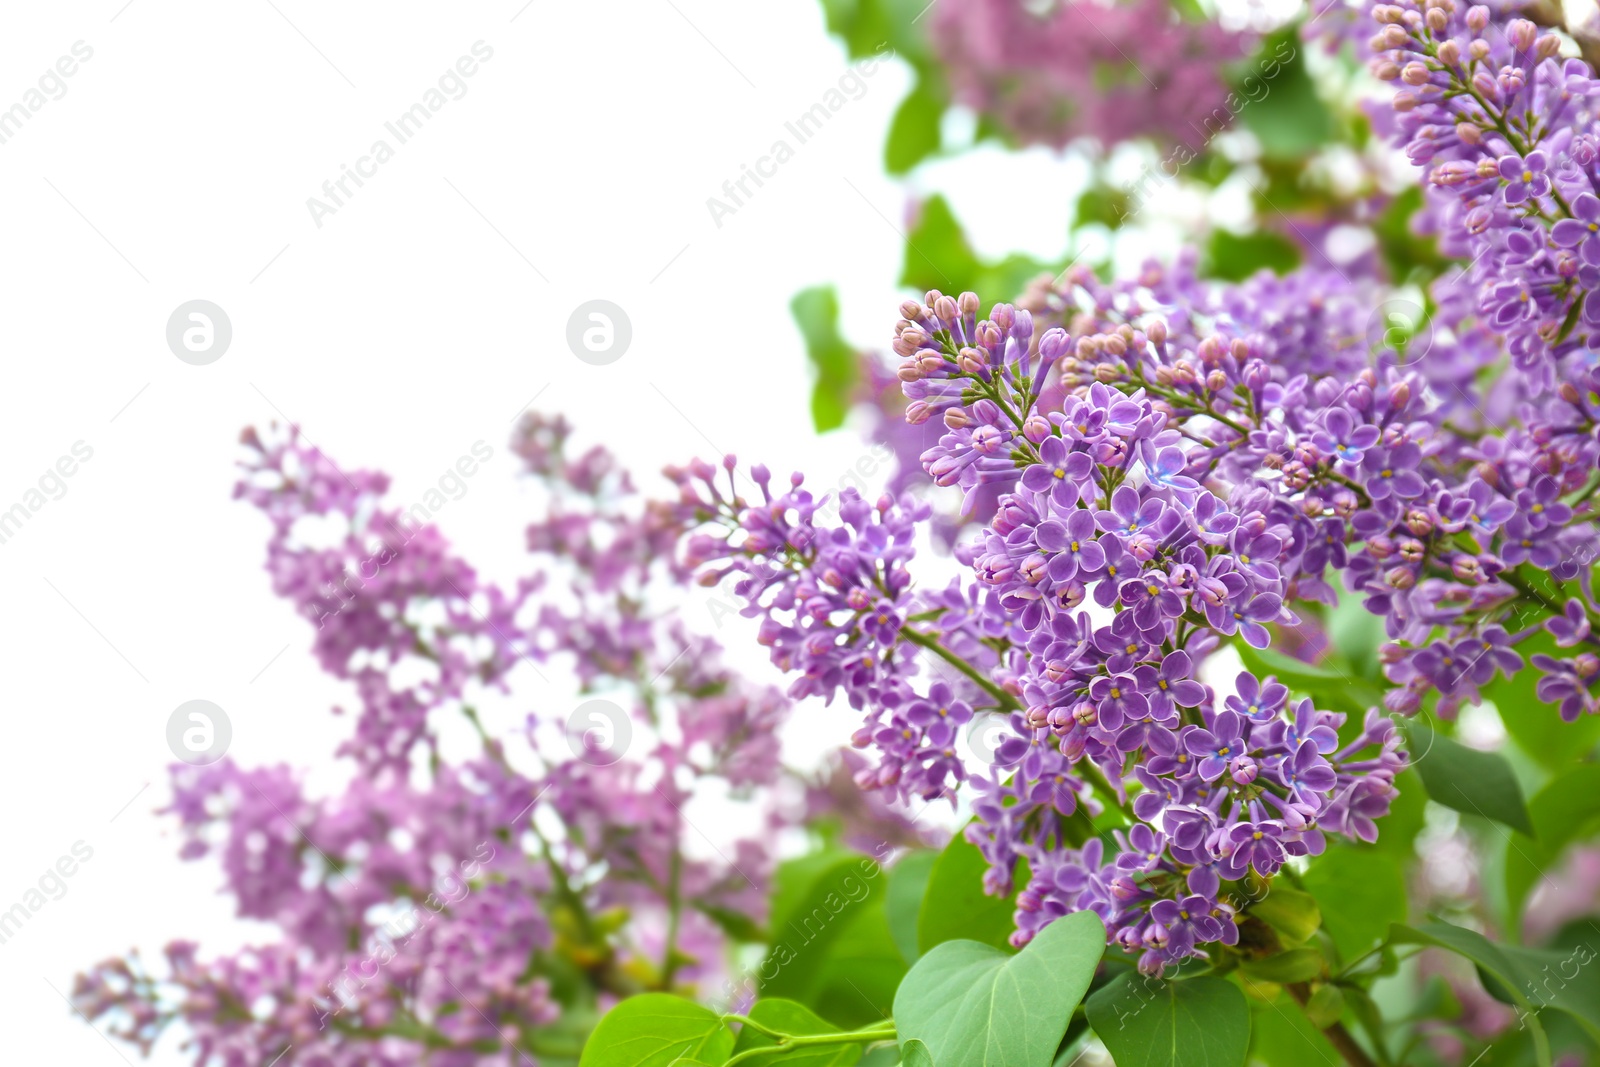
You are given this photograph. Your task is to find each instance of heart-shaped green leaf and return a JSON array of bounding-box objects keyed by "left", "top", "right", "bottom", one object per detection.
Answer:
[
  {"left": 894, "top": 909, "right": 1104, "bottom": 1066},
  {"left": 916, "top": 828, "right": 1021, "bottom": 955},
  {"left": 900, "top": 1038, "right": 935, "bottom": 1067},
  {"left": 579, "top": 994, "right": 734, "bottom": 1067},
  {"left": 1085, "top": 974, "right": 1250, "bottom": 1067}
]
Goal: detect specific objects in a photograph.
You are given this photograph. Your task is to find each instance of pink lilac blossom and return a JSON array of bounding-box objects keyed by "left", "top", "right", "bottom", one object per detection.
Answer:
[
  {"left": 930, "top": 0, "right": 1250, "bottom": 150},
  {"left": 75, "top": 416, "right": 821, "bottom": 1065}
]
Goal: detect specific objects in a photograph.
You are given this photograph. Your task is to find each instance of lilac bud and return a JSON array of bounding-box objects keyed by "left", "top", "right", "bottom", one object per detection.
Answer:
[
  {"left": 944, "top": 407, "right": 970, "bottom": 429},
  {"left": 1023, "top": 414, "right": 1052, "bottom": 443},
  {"left": 1025, "top": 704, "right": 1051, "bottom": 730},
  {"left": 958, "top": 291, "right": 981, "bottom": 316},
  {"left": 1536, "top": 34, "right": 1561, "bottom": 61},
  {"left": 1451, "top": 555, "right": 1483, "bottom": 583},
  {"left": 1438, "top": 39, "right": 1461, "bottom": 66},
  {"left": 1508, "top": 18, "right": 1536, "bottom": 52},
  {"left": 1147, "top": 318, "right": 1168, "bottom": 345},
  {"left": 1469, "top": 38, "right": 1490, "bottom": 60},
  {"left": 1402, "top": 61, "right": 1431, "bottom": 85},
  {"left": 1472, "top": 70, "right": 1497, "bottom": 98},
  {"left": 1466, "top": 4, "right": 1489, "bottom": 31},
  {"left": 933, "top": 294, "right": 959, "bottom": 322},
  {"left": 1229, "top": 756, "right": 1259, "bottom": 785},
  {"left": 1386, "top": 565, "right": 1417, "bottom": 590},
  {"left": 1577, "top": 654, "right": 1600, "bottom": 679}
]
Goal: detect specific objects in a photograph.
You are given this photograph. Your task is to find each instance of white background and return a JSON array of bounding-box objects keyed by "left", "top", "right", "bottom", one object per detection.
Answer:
[{"left": 0, "top": 2, "right": 1226, "bottom": 1062}]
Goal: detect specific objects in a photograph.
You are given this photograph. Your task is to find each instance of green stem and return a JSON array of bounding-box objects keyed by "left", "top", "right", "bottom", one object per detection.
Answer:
[
  {"left": 719, "top": 1022, "right": 899, "bottom": 1067},
  {"left": 898, "top": 626, "right": 1020, "bottom": 710}
]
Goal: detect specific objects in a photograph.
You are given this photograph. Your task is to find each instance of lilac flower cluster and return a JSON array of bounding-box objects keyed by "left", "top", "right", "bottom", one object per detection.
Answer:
[
  {"left": 929, "top": 0, "right": 1249, "bottom": 151},
  {"left": 75, "top": 417, "right": 827, "bottom": 1065},
  {"left": 682, "top": 289, "right": 1410, "bottom": 974}
]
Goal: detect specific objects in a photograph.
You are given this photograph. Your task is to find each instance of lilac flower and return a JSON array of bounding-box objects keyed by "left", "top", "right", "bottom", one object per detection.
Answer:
[
  {"left": 1222, "top": 822, "right": 1288, "bottom": 878},
  {"left": 1096, "top": 484, "right": 1170, "bottom": 538},
  {"left": 1547, "top": 599, "right": 1594, "bottom": 648},
  {"left": 1140, "top": 441, "right": 1200, "bottom": 497},
  {"left": 1150, "top": 896, "right": 1225, "bottom": 954},
  {"left": 1311, "top": 408, "right": 1382, "bottom": 463},
  {"left": 1498, "top": 150, "right": 1551, "bottom": 205},
  {"left": 1362, "top": 443, "right": 1427, "bottom": 500},
  {"left": 1225, "top": 671, "right": 1288, "bottom": 723},
  {"left": 1184, "top": 711, "right": 1247, "bottom": 781},
  {"left": 1552, "top": 192, "right": 1600, "bottom": 264}
]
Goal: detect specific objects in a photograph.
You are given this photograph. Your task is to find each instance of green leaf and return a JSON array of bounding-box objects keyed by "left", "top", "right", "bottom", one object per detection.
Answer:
[
  {"left": 885, "top": 75, "right": 944, "bottom": 175},
  {"left": 1504, "top": 764, "right": 1600, "bottom": 920},
  {"left": 1247, "top": 885, "right": 1321, "bottom": 946},
  {"left": 916, "top": 830, "right": 1019, "bottom": 955},
  {"left": 1403, "top": 720, "right": 1533, "bottom": 835},
  {"left": 894, "top": 910, "right": 1105, "bottom": 1067},
  {"left": 1304, "top": 985, "right": 1346, "bottom": 1029},
  {"left": 885, "top": 850, "right": 938, "bottom": 964},
  {"left": 1490, "top": 632, "right": 1600, "bottom": 770},
  {"left": 1389, "top": 920, "right": 1600, "bottom": 1059},
  {"left": 807, "top": 885, "right": 909, "bottom": 1028},
  {"left": 1086, "top": 974, "right": 1250, "bottom": 1067},
  {"left": 728, "top": 999, "right": 863, "bottom": 1067},
  {"left": 1247, "top": 990, "right": 1339, "bottom": 1065},
  {"left": 1074, "top": 185, "right": 1131, "bottom": 231},
  {"left": 900, "top": 1039, "right": 934, "bottom": 1067},
  {"left": 899, "top": 195, "right": 983, "bottom": 297},
  {"left": 1234, "top": 643, "right": 1381, "bottom": 716},
  {"left": 1301, "top": 845, "right": 1407, "bottom": 964},
  {"left": 1373, "top": 185, "right": 1450, "bottom": 284},
  {"left": 1201, "top": 228, "right": 1301, "bottom": 282},
  {"left": 1238, "top": 947, "right": 1324, "bottom": 984},
  {"left": 1233, "top": 28, "right": 1333, "bottom": 161},
  {"left": 761, "top": 850, "right": 893, "bottom": 1012},
  {"left": 790, "top": 286, "right": 859, "bottom": 433},
  {"left": 579, "top": 994, "right": 734, "bottom": 1067}
]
